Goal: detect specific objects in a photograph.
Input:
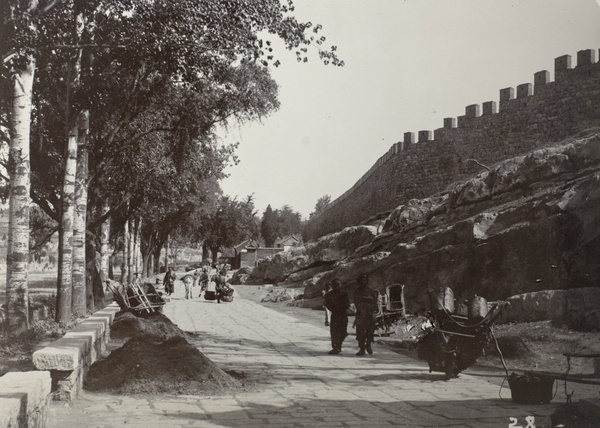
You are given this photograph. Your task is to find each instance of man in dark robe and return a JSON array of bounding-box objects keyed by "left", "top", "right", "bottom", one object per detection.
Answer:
[
  {"left": 353, "top": 273, "right": 379, "bottom": 356},
  {"left": 163, "top": 267, "right": 176, "bottom": 295},
  {"left": 324, "top": 278, "right": 350, "bottom": 355}
]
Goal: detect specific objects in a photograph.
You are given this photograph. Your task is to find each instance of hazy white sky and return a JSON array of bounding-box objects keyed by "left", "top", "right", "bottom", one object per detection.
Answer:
[{"left": 219, "top": 0, "right": 600, "bottom": 219}]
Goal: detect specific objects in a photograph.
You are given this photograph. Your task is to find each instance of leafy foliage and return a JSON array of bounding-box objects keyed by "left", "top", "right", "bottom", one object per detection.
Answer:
[
  {"left": 260, "top": 205, "right": 278, "bottom": 247},
  {"left": 310, "top": 194, "right": 331, "bottom": 219},
  {"left": 198, "top": 195, "right": 259, "bottom": 260},
  {"left": 3, "top": 0, "right": 344, "bottom": 276},
  {"left": 260, "top": 204, "right": 302, "bottom": 246}
]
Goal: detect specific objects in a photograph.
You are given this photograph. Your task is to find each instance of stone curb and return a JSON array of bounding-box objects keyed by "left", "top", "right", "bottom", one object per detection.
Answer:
[
  {"left": 0, "top": 302, "right": 121, "bottom": 427},
  {"left": 0, "top": 371, "right": 51, "bottom": 428},
  {"left": 31, "top": 303, "right": 120, "bottom": 401}
]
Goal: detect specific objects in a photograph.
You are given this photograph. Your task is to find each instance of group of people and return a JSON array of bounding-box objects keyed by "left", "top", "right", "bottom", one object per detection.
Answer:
[
  {"left": 323, "top": 273, "right": 379, "bottom": 356},
  {"left": 165, "top": 266, "right": 379, "bottom": 354},
  {"left": 162, "top": 266, "right": 231, "bottom": 302}
]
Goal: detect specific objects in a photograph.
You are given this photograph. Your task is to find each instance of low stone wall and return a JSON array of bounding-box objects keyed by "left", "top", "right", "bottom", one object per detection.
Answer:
[
  {"left": 498, "top": 288, "right": 600, "bottom": 331},
  {"left": 0, "top": 303, "right": 121, "bottom": 427},
  {"left": 0, "top": 371, "right": 51, "bottom": 428},
  {"left": 31, "top": 303, "right": 120, "bottom": 401}
]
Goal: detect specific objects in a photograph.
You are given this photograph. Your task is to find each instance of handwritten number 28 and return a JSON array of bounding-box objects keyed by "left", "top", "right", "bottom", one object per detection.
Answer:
[{"left": 508, "top": 416, "right": 536, "bottom": 428}]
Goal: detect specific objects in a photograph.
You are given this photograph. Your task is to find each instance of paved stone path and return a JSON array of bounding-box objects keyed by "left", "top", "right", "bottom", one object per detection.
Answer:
[{"left": 47, "top": 286, "right": 561, "bottom": 427}]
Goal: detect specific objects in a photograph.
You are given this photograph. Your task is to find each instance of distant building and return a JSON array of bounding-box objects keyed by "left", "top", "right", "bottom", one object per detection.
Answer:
[
  {"left": 274, "top": 234, "right": 301, "bottom": 252},
  {"left": 233, "top": 239, "right": 280, "bottom": 269}
]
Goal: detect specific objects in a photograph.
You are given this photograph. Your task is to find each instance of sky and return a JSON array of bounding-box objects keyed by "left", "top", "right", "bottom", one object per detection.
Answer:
[{"left": 219, "top": 0, "right": 600, "bottom": 219}]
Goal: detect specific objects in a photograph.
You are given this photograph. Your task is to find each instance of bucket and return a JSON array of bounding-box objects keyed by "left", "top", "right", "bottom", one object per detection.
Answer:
[
  {"left": 508, "top": 372, "right": 554, "bottom": 404},
  {"left": 434, "top": 287, "right": 455, "bottom": 314},
  {"left": 468, "top": 295, "right": 488, "bottom": 321}
]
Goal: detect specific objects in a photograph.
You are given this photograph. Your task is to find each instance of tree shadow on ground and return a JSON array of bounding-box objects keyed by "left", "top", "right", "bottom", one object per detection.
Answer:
[{"left": 161, "top": 397, "right": 561, "bottom": 428}]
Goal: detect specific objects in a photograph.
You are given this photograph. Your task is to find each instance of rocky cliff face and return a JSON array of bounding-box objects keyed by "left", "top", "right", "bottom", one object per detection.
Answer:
[
  {"left": 245, "top": 132, "right": 600, "bottom": 317},
  {"left": 244, "top": 225, "right": 378, "bottom": 285}
]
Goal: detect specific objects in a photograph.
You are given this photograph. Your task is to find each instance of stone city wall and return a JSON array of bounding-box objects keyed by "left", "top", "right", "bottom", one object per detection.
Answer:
[{"left": 305, "top": 48, "right": 600, "bottom": 240}]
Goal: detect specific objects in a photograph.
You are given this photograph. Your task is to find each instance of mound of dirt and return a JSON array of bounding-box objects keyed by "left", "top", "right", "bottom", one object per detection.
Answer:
[
  {"left": 111, "top": 311, "right": 184, "bottom": 342},
  {"left": 85, "top": 336, "right": 241, "bottom": 395}
]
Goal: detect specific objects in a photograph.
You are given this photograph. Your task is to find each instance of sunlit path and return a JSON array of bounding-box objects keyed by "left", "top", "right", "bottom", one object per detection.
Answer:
[{"left": 47, "top": 287, "right": 559, "bottom": 427}]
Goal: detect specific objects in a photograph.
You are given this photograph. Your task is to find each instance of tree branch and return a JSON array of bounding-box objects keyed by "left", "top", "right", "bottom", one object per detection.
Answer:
[{"left": 30, "top": 226, "right": 59, "bottom": 253}]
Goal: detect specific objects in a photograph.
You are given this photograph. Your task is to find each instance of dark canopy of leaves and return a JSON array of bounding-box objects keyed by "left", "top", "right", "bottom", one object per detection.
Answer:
[{"left": 2, "top": 0, "right": 343, "bottom": 263}]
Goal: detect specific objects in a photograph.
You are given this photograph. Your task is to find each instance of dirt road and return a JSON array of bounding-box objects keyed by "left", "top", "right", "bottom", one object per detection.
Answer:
[{"left": 46, "top": 286, "right": 561, "bottom": 427}]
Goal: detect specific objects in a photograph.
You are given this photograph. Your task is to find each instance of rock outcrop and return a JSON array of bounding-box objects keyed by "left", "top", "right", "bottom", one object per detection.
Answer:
[
  {"left": 244, "top": 225, "right": 378, "bottom": 285},
  {"left": 246, "top": 133, "right": 600, "bottom": 328}
]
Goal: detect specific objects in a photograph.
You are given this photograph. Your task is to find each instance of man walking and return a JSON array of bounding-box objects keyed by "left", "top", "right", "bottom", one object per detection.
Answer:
[
  {"left": 181, "top": 272, "right": 195, "bottom": 300},
  {"left": 163, "top": 267, "right": 176, "bottom": 296},
  {"left": 353, "top": 273, "right": 379, "bottom": 356},
  {"left": 324, "top": 278, "right": 349, "bottom": 355},
  {"left": 198, "top": 267, "right": 209, "bottom": 298}
]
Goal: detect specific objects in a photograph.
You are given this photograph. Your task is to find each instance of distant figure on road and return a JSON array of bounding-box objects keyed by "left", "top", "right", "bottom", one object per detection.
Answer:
[
  {"left": 181, "top": 272, "right": 195, "bottom": 300},
  {"left": 212, "top": 270, "right": 227, "bottom": 303},
  {"left": 163, "top": 267, "right": 176, "bottom": 296},
  {"left": 323, "top": 282, "right": 332, "bottom": 326},
  {"left": 324, "top": 278, "right": 349, "bottom": 355},
  {"left": 198, "top": 267, "right": 210, "bottom": 298},
  {"left": 353, "top": 273, "right": 379, "bottom": 356}
]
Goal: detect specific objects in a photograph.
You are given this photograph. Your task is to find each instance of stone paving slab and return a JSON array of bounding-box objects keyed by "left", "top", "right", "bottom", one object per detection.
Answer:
[{"left": 46, "top": 287, "right": 566, "bottom": 427}]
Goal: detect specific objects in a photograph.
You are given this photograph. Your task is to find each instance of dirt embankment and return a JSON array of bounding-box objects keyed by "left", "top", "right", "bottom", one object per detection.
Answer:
[{"left": 84, "top": 310, "right": 246, "bottom": 396}]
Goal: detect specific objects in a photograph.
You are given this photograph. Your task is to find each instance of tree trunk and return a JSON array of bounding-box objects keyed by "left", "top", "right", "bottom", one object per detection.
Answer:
[
  {"left": 165, "top": 234, "right": 170, "bottom": 270},
  {"left": 57, "top": 6, "right": 84, "bottom": 323},
  {"left": 108, "top": 255, "right": 114, "bottom": 280},
  {"left": 72, "top": 110, "right": 89, "bottom": 316},
  {"left": 57, "top": 125, "right": 77, "bottom": 323},
  {"left": 142, "top": 252, "right": 151, "bottom": 279},
  {"left": 86, "top": 237, "right": 105, "bottom": 311},
  {"left": 211, "top": 246, "right": 219, "bottom": 265},
  {"left": 85, "top": 235, "right": 95, "bottom": 312},
  {"left": 133, "top": 217, "right": 141, "bottom": 275},
  {"left": 99, "top": 204, "right": 110, "bottom": 283},
  {"left": 120, "top": 220, "right": 128, "bottom": 284},
  {"left": 153, "top": 247, "right": 162, "bottom": 274},
  {"left": 202, "top": 243, "right": 210, "bottom": 263},
  {"left": 5, "top": 55, "right": 35, "bottom": 335},
  {"left": 127, "top": 218, "right": 134, "bottom": 283}
]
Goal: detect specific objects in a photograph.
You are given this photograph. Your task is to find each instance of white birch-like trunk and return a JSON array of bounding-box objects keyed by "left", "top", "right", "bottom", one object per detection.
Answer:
[
  {"left": 57, "top": 5, "right": 84, "bottom": 322},
  {"left": 56, "top": 127, "right": 78, "bottom": 323},
  {"left": 5, "top": 56, "right": 35, "bottom": 335},
  {"left": 100, "top": 203, "right": 110, "bottom": 283},
  {"left": 72, "top": 110, "right": 89, "bottom": 316}
]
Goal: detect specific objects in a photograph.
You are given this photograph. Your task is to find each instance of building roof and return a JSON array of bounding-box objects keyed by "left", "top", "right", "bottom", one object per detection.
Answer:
[
  {"left": 234, "top": 239, "right": 260, "bottom": 252},
  {"left": 275, "top": 234, "right": 301, "bottom": 246}
]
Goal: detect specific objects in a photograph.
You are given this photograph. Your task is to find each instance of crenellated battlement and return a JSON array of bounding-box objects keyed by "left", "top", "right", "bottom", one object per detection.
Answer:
[{"left": 306, "top": 49, "right": 600, "bottom": 238}]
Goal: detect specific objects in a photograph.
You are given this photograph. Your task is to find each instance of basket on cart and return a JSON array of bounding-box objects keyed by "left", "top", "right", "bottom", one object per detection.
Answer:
[
  {"left": 220, "top": 285, "right": 234, "bottom": 302},
  {"left": 204, "top": 281, "right": 217, "bottom": 300}
]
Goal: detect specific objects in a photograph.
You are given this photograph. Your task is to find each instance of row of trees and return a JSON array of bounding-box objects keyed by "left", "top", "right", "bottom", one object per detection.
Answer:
[{"left": 1, "top": 0, "right": 342, "bottom": 334}]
